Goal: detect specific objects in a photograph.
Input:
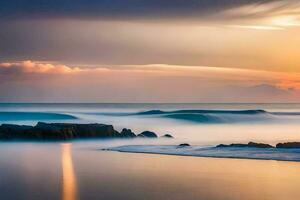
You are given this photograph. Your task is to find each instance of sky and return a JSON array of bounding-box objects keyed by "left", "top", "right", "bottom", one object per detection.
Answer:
[{"left": 1, "top": 0, "right": 300, "bottom": 102}]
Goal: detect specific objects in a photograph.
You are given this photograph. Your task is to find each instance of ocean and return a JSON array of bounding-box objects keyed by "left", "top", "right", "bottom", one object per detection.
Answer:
[
  {"left": 1, "top": 103, "right": 300, "bottom": 144},
  {"left": 1, "top": 103, "right": 300, "bottom": 200}
]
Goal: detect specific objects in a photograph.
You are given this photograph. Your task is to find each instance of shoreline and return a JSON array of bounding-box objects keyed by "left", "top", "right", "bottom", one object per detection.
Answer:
[
  {"left": 112, "top": 150, "right": 300, "bottom": 163},
  {"left": 106, "top": 145, "right": 300, "bottom": 162}
]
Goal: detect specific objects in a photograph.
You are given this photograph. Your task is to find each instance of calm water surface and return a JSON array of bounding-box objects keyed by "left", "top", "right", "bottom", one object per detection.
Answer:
[{"left": 1, "top": 142, "right": 300, "bottom": 200}]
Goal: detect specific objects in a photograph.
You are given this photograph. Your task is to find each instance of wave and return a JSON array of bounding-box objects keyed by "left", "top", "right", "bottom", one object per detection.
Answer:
[
  {"left": 137, "top": 109, "right": 267, "bottom": 115},
  {"left": 4, "top": 109, "right": 294, "bottom": 124},
  {"left": 85, "top": 109, "right": 300, "bottom": 123},
  {"left": 131, "top": 109, "right": 300, "bottom": 123},
  {"left": 0, "top": 112, "right": 77, "bottom": 121},
  {"left": 162, "top": 113, "right": 222, "bottom": 123},
  {"left": 133, "top": 109, "right": 269, "bottom": 123},
  {"left": 270, "top": 112, "right": 300, "bottom": 116}
]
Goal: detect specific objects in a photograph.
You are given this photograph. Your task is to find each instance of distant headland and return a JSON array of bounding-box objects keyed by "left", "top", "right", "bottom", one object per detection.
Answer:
[{"left": 0, "top": 122, "right": 173, "bottom": 141}]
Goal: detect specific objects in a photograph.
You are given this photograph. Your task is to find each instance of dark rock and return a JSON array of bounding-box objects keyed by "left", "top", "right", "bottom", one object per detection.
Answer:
[
  {"left": 137, "top": 131, "right": 158, "bottom": 138},
  {"left": 216, "top": 142, "right": 274, "bottom": 148},
  {"left": 161, "top": 134, "right": 174, "bottom": 138},
  {"left": 247, "top": 142, "right": 274, "bottom": 148},
  {"left": 120, "top": 128, "right": 136, "bottom": 138},
  {"left": 0, "top": 122, "right": 168, "bottom": 141},
  {"left": 177, "top": 143, "right": 190, "bottom": 148},
  {"left": 0, "top": 124, "right": 33, "bottom": 131},
  {"left": 0, "top": 122, "right": 121, "bottom": 141},
  {"left": 216, "top": 144, "right": 228, "bottom": 148},
  {"left": 0, "top": 124, "right": 34, "bottom": 140},
  {"left": 276, "top": 142, "right": 300, "bottom": 149}
]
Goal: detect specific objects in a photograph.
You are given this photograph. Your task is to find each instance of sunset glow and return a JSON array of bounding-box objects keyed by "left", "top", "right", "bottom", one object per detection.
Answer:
[
  {"left": 2, "top": 1, "right": 300, "bottom": 200},
  {"left": 0, "top": 0, "right": 300, "bottom": 102}
]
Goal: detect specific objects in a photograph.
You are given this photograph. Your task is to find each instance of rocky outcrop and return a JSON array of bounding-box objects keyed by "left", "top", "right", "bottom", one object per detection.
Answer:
[
  {"left": 161, "top": 134, "right": 174, "bottom": 138},
  {"left": 137, "top": 131, "right": 158, "bottom": 138},
  {"left": 276, "top": 142, "right": 300, "bottom": 149},
  {"left": 177, "top": 143, "right": 190, "bottom": 148},
  {"left": 0, "top": 122, "right": 121, "bottom": 140},
  {"left": 216, "top": 142, "right": 274, "bottom": 148},
  {"left": 217, "top": 141, "right": 300, "bottom": 149},
  {"left": 0, "top": 122, "right": 170, "bottom": 141},
  {"left": 120, "top": 128, "right": 136, "bottom": 138}
]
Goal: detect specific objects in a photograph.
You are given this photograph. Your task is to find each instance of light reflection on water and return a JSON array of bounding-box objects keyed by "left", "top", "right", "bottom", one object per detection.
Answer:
[
  {"left": 1, "top": 142, "right": 300, "bottom": 200},
  {"left": 2, "top": 104, "right": 300, "bottom": 199},
  {"left": 62, "top": 144, "right": 77, "bottom": 200}
]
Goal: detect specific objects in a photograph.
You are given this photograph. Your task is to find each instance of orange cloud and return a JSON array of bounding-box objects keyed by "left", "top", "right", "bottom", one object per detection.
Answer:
[
  {"left": 1, "top": 60, "right": 300, "bottom": 91},
  {"left": 0, "top": 60, "right": 82, "bottom": 75},
  {"left": 1, "top": 60, "right": 300, "bottom": 102}
]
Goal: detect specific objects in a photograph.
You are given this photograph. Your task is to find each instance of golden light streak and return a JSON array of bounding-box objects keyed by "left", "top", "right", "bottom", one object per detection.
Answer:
[
  {"left": 222, "top": 0, "right": 300, "bottom": 30},
  {"left": 271, "top": 15, "right": 300, "bottom": 27},
  {"left": 227, "top": 25, "right": 284, "bottom": 30},
  {"left": 61, "top": 143, "right": 77, "bottom": 200}
]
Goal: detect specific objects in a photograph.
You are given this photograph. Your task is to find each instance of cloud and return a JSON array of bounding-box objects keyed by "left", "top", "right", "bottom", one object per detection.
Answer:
[
  {"left": 2, "top": 60, "right": 300, "bottom": 90},
  {"left": 1, "top": 60, "right": 300, "bottom": 102},
  {"left": 1, "top": 2, "right": 300, "bottom": 68},
  {"left": 221, "top": 0, "right": 300, "bottom": 30},
  {"left": 1, "top": 0, "right": 296, "bottom": 29},
  {"left": 247, "top": 84, "right": 289, "bottom": 95},
  {"left": 0, "top": 60, "right": 82, "bottom": 75},
  {"left": 0, "top": 60, "right": 285, "bottom": 81},
  {"left": 0, "top": 0, "right": 271, "bottom": 20},
  {"left": 226, "top": 25, "right": 284, "bottom": 30}
]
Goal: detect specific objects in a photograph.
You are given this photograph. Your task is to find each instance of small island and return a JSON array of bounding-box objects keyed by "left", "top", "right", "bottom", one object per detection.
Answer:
[
  {"left": 216, "top": 142, "right": 274, "bottom": 148},
  {"left": 216, "top": 142, "right": 300, "bottom": 149},
  {"left": 0, "top": 122, "right": 173, "bottom": 141}
]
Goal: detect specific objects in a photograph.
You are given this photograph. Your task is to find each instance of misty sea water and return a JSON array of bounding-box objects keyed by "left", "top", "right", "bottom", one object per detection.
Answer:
[
  {"left": 1, "top": 103, "right": 300, "bottom": 144},
  {"left": 1, "top": 103, "right": 300, "bottom": 200}
]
